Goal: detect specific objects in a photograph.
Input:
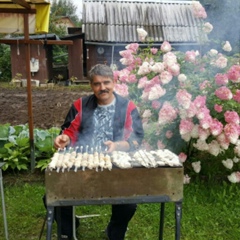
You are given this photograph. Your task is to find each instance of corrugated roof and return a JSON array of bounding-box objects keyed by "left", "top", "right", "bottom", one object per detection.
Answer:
[{"left": 82, "top": 0, "right": 207, "bottom": 43}]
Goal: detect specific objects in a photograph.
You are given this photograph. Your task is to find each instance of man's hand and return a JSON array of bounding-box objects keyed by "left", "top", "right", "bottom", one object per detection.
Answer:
[
  {"left": 104, "top": 140, "right": 130, "bottom": 153},
  {"left": 104, "top": 140, "right": 115, "bottom": 153},
  {"left": 54, "top": 134, "right": 70, "bottom": 150}
]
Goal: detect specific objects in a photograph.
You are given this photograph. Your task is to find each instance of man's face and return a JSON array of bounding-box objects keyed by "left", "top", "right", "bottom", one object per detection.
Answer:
[{"left": 91, "top": 75, "right": 115, "bottom": 105}]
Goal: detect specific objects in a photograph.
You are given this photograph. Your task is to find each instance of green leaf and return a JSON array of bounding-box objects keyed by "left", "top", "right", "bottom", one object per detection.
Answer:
[{"left": 0, "top": 123, "right": 10, "bottom": 140}]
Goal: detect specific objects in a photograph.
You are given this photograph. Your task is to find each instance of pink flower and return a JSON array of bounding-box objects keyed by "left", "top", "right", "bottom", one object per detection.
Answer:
[
  {"left": 114, "top": 83, "right": 129, "bottom": 97},
  {"left": 120, "top": 57, "right": 134, "bottom": 66},
  {"left": 215, "top": 86, "right": 233, "bottom": 100},
  {"left": 118, "top": 69, "right": 131, "bottom": 83},
  {"left": 214, "top": 104, "right": 223, "bottom": 113},
  {"left": 160, "top": 41, "right": 172, "bottom": 52},
  {"left": 125, "top": 43, "right": 139, "bottom": 53},
  {"left": 160, "top": 71, "right": 173, "bottom": 84},
  {"left": 199, "top": 80, "right": 211, "bottom": 91},
  {"left": 187, "top": 102, "right": 197, "bottom": 118},
  {"left": 217, "top": 133, "right": 230, "bottom": 150},
  {"left": 150, "top": 48, "right": 158, "bottom": 54},
  {"left": 215, "top": 73, "right": 228, "bottom": 86},
  {"left": 227, "top": 65, "right": 240, "bottom": 83},
  {"left": 148, "top": 84, "right": 166, "bottom": 101},
  {"left": 151, "top": 100, "right": 161, "bottom": 110},
  {"left": 163, "top": 52, "right": 177, "bottom": 66},
  {"left": 224, "top": 123, "right": 239, "bottom": 144},
  {"left": 119, "top": 49, "right": 134, "bottom": 58},
  {"left": 179, "top": 119, "right": 194, "bottom": 135},
  {"left": 233, "top": 90, "right": 240, "bottom": 103},
  {"left": 179, "top": 152, "right": 187, "bottom": 163},
  {"left": 224, "top": 111, "right": 240, "bottom": 124},
  {"left": 210, "top": 119, "right": 223, "bottom": 136},
  {"left": 199, "top": 114, "right": 212, "bottom": 129},
  {"left": 138, "top": 76, "right": 148, "bottom": 89},
  {"left": 214, "top": 55, "right": 228, "bottom": 69},
  {"left": 198, "top": 127, "right": 210, "bottom": 140},
  {"left": 185, "top": 50, "right": 197, "bottom": 63},
  {"left": 192, "top": 1, "right": 207, "bottom": 19},
  {"left": 157, "top": 140, "right": 166, "bottom": 149},
  {"left": 196, "top": 107, "right": 210, "bottom": 120},
  {"left": 165, "top": 130, "right": 173, "bottom": 139},
  {"left": 158, "top": 102, "right": 178, "bottom": 125},
  {"left": 193, "top": 96, "right": 206, "bottom": 108},
  {"left": 137, "top": 28, "right": 147, "bottom": 42},
  {"left": 228, "top": 172, "right": 240, "bottom": 183},
  {"left": 128, "top": 74, "right": 138, "bottom": 83},
  {"left": 167, "top": 63, "right": 180, "bottom": 76},
  {"left": 176, "top": 89, "right": 192, "bottom": 109}
]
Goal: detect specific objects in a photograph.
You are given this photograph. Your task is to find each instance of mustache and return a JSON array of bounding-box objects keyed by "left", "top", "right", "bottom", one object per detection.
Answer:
[{"left": 99, "top": 90, "right": 109, "bottom": 95}]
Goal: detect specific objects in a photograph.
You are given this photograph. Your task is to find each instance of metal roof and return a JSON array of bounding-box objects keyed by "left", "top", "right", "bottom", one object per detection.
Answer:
[{"left": 82, "top": 0, "right": 207, "bottom": 43}]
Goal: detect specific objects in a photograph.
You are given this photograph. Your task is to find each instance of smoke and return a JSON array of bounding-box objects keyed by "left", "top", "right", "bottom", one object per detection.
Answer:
[{"left": 204, "top": 0, "right": 240, "bottom": 52}]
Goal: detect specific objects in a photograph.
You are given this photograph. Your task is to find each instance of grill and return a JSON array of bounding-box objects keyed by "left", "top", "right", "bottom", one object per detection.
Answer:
[{"left": 45, "top": 149, "right": 184, "bottom": 240}]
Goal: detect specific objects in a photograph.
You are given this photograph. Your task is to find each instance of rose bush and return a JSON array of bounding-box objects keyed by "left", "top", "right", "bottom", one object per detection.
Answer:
[{"left": 113, "top": 1, "right": 240, "bottom": 183}]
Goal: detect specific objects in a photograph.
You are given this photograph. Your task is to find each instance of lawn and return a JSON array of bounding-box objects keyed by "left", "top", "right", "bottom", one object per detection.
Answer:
[{"left": 0, "top": 172, "right": 240, "bottom": 240}]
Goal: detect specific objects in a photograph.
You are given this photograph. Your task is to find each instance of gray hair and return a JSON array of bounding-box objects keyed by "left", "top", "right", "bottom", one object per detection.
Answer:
[{"left": 88, "top": 64, "right": 114, "bottom": 83}]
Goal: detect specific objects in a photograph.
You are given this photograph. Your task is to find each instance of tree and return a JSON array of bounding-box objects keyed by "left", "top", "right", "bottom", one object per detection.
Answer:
[
  {"left": 50, "top": 0, "right": 81, "bottom": 28},
  {"left": 0, "top": 43, "right": 11, "bottom": 82}
]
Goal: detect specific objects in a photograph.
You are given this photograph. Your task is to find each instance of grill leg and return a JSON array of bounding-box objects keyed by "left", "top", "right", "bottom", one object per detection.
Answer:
[
  {"left": 175, "top": 201, "right": 182, "bottom": 240},
  {"left": 159, "top": 203, "right": 165, "bottom": 240},
  {"left": 46, "top": 206, "right": 54, "bottom": 240},
  {"left": 72, "top": 206, "right": 78, "bottom": 240}
]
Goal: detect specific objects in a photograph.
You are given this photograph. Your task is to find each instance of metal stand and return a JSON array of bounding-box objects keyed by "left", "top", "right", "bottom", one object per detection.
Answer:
[{"left": 0, "top": 162, "right": 9, "bottom": 240}]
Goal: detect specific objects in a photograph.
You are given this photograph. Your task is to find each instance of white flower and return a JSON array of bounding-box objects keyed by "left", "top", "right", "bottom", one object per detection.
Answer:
[
  {"left": 227, "top": 172, "right": 240, "bottom": 183},
  {"left": 184, "top": 174, "right": 191, "bottom": 184},
  {"left": 142, "top": 109, "right": 152, "bottom": 118},
  {"left": 222, "top": 159, "right": 233, "bottom": 169},
  {"left": 209, "top": 49, "right": 218, "bottom": 57},
  {"left": 202, "top": 22, "right": 213, "bottom": 33},
  {"left": 137, "top": 28, "right": 148, "bottom": 42},
  {"left": 193, "top": 139, "right": 209, "bottom": 151},
  {"left": 208, "top": 140, "right": 222, "bottom": 156},
  {"left": 192, "top": 161, "right": 201, "bottom": 173},
  {"left": 178, "top": 74, "right": 187, "bottom": 82},
  {"left": 233, "top": 157, "right": 240, "bottom": 163},
  {"left": 222, "top": 41, "right": 232, "bottom": 52}
]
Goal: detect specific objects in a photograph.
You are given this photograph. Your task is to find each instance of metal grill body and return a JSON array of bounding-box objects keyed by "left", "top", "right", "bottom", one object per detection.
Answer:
[{"left": 45, "top": 166, "right": 183, "bottom": 240}]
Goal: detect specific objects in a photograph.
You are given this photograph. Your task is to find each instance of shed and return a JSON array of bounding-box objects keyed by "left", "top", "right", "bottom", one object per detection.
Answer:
[{"left": 82, "top": 0, "right": 207, "bottom": 71}]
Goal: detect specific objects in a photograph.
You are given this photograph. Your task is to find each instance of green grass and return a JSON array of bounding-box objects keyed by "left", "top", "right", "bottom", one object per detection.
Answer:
[{"left": 1, "top": 172, "right": 240, "bottom": 240}]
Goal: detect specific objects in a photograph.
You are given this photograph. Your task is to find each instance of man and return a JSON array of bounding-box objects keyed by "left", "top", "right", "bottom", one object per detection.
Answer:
[{"left": 53, "top": 64, "right": 144, "bottom": 239}]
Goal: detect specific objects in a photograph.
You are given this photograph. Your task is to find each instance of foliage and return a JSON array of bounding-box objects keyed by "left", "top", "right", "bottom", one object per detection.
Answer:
[
  {"left": 50, "top": 0, "right": 81, "bottom": 27},
  {"left": 0, "top": 124, "right": 60, "bottom": 171},
  {"left": 113, "top": 2, "right": 240, "bottom": 182},
  {"left": 0, "top": 43, "right": 11, "bottom": 81}
]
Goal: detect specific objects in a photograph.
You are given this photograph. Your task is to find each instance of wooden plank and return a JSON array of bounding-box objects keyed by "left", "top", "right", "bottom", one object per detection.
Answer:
[
  {"left": 0, "top": 39, "right": 73, "bottom": 45},
  {"left": 0, "top": 8, "right": 36, "bottom": 13}
]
